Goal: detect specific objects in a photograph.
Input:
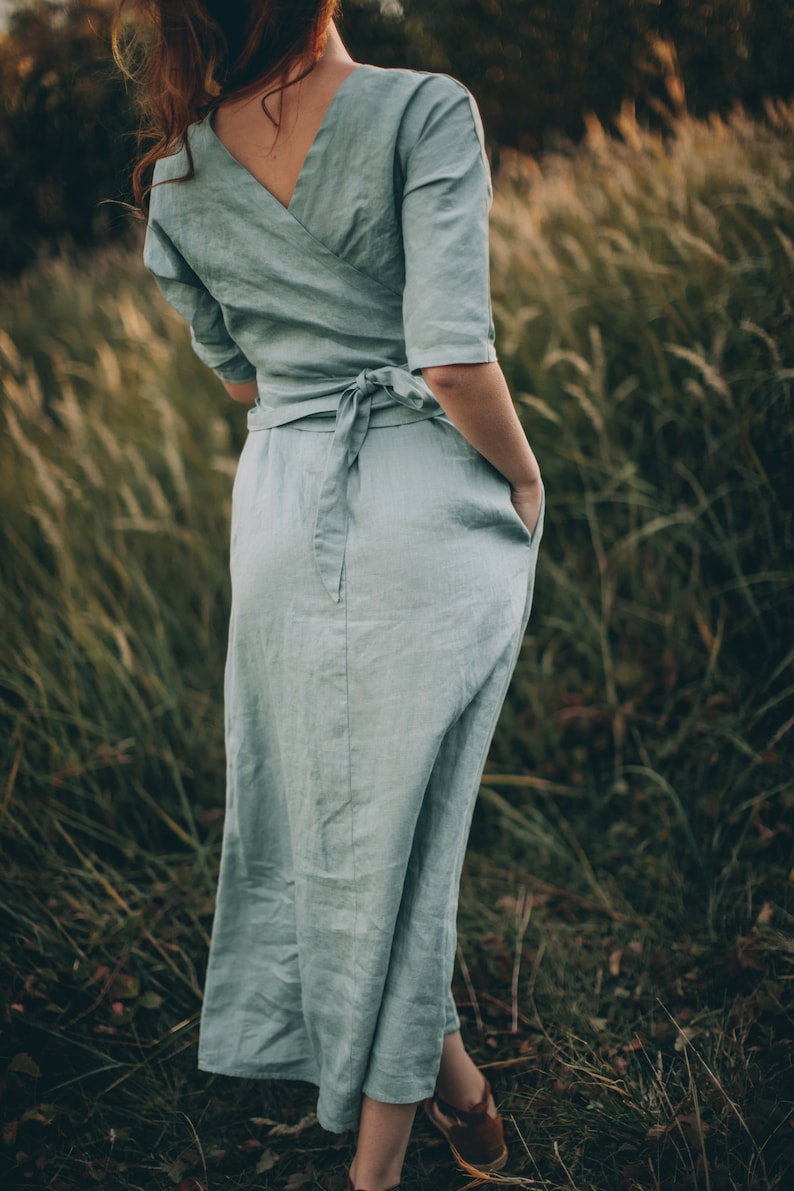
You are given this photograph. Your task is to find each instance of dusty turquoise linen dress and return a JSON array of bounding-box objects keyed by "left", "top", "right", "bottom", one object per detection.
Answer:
[{"left": 143, "top": 64, "right": 544, "bottom": 1133}]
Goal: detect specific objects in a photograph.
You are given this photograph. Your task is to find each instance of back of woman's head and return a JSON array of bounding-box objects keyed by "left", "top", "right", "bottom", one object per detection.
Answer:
[{"left": 113, "top": 0, "right": 340, "bottom": 211}]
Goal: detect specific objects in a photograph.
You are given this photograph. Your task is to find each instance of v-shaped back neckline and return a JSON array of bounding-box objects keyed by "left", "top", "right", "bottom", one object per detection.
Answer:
[{"left": 204, "top": 64, "right": 369, "bottom": 215}]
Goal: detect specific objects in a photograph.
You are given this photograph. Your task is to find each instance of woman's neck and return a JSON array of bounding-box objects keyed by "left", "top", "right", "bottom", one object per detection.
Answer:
[{"left": 281, "top": 20, "right": 355, "bottom": 86}]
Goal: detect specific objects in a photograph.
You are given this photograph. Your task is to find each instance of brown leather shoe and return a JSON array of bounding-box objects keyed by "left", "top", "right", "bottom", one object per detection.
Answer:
[{"left": 423, "top": 1074, "right": 508, "bottom": 1173}]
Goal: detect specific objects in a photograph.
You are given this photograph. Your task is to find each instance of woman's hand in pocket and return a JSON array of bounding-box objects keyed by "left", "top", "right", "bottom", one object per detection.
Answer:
[{"left": 510, "top": 480, "right": 543, "bottom": 538}]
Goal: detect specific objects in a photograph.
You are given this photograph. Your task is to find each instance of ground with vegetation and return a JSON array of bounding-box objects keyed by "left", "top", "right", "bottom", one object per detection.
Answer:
[{"left": 1, "top": 101, "right": 793, "bottom": 1191}]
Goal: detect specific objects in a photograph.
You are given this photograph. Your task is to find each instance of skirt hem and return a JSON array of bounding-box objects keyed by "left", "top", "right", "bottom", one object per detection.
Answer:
[
  {"left": 198, "top": 1058, "right": 320, "bottom": 1085},
  {"left": 198, "top": 1020, "right": 463, "bottom": 1134}
]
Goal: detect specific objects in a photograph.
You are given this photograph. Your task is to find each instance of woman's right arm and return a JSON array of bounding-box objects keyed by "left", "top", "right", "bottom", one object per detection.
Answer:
[
  {"left": 422, "top": 360, "right": 543, "bottom": 535},
  {"left": 397, "top": 78, "right": 542, "bottom": 533}
]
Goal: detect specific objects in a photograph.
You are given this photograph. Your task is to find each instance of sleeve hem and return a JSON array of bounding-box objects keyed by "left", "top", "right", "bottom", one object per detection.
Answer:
[
  {"left": 211, "top": 361, "right": 258, "bottom": 383},
  {"left": 407, "top": 343, "right": 497, "bottom": 372}
]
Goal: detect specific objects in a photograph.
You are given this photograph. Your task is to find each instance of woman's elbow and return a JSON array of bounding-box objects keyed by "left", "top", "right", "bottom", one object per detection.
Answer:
[
  {"left": 223, "top": 378, "right": 258, "bottom": 406},
  {"left": 421, "top": 360, "right": 501, "bottom": 396},
  {"left": 421, "top": 361, "right": 498, "bottom": 390}
]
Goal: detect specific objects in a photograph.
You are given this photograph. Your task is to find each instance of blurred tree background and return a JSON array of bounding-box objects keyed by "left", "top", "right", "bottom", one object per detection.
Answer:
[
  {"left": 0, "top": 0, "right": 136, "bottom": 275},
  {"left": 0, "top": 0, "right": 793, "bottom": 275}
]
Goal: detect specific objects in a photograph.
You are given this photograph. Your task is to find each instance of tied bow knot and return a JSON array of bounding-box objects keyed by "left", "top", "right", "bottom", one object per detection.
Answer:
[{"left": 313, "top": 366, "right": 440, "bottom": 602}]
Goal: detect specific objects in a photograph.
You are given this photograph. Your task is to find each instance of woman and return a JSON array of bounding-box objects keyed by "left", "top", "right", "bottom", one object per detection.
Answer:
[{"left": 115, "top": 2, "right": 544, "bottom": 1188}]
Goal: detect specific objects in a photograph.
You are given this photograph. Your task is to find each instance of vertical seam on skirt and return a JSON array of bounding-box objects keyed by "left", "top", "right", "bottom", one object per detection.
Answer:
[{"left": 344, "top": 564, "right": 358, "bottom": 1114}]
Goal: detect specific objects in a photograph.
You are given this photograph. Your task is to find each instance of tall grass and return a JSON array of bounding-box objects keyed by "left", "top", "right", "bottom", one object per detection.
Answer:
[
  {"left": 1, "top": 102, "right": 793, "bottom": 1190},
  {"left": 487, "top": 98, "right": 794, "bottom": 924}
]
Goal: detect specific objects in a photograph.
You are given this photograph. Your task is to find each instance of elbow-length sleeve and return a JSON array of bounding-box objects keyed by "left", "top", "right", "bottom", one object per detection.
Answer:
[
  {"left": 143, "top": 219, "right": 257, "bottom": 383},
  {"left": 399, "top": 76, "right": 497, "bottom": 373}
]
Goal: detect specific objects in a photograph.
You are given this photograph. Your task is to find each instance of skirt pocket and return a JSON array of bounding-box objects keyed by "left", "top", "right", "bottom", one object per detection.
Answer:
[{"left": 495, "top": 473, "right": 546, "bottom": 551}]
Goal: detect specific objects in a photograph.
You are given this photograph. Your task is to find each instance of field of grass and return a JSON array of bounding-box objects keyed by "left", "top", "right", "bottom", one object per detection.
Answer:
[{"left": 1, "top": 100, "right": 793, "bottom": 1191}]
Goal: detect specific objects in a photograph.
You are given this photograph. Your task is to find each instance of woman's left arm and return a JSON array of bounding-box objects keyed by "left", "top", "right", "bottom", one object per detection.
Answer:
[{"left": 144, "top": 220, "right": 258, "bottom": 390}]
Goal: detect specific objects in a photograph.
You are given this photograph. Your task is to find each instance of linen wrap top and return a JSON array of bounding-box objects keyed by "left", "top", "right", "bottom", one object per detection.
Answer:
[{"left": 143, "top": 66, "right": 498, "bottom": 601}]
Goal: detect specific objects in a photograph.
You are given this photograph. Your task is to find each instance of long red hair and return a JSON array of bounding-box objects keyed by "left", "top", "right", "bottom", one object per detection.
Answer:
[{"left": 112, "top": 0, "right": 340, "bottom": 214}]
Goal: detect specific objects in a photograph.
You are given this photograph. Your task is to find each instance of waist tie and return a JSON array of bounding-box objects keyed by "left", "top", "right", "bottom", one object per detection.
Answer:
[{"left": 248, "top": 365, "right": 445, "bottom": 603}]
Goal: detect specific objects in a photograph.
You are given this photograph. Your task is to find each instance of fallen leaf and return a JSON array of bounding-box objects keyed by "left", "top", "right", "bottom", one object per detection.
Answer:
[
  {"left": 266, "top": 1112, "right": 318, "bottom": 1137},
  {"left": 732, "top": 938, "right": 766, "bottom": 972},
  {"left": 254, "top": 1149, "right": 277, "bottom": 1174},
  {"left": 21, "top": 1105, "right": 56, "bottom": 1125},
  {"left": 166, "top": 1158, "right": 187, "bottom": 1184},
  {"left": 285, "top": 1169, "right": 313, "bottom": 1189},
  {"left": 7, "top": 1053, "right": 42, "bottom": 1078},
  {"left": 676, "top": 1113, "right": 712, "bottom": 1134}
]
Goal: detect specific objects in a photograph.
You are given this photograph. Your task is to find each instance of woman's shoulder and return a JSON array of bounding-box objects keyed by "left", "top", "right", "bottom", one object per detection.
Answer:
[
  {"left": 354, "top": 63, "right": 474, "bottom": 108},
  {"left": 149, "top": 137, "right": 192, "bottom": 194},
  {"left": 149, "top": 123, "right": 212, "bottom": 217},
  {"left": 362, "top": 67, "right": 484, "bottom": 163},
  {"left": 367, "top": 64, "right": 479, "bottom": 122},
  {"left": 351, "top": 65, "right": 481, "bottom": 160}
]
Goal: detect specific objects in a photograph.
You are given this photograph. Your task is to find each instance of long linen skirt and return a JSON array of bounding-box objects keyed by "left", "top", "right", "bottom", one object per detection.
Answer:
[{"left": 197, "top": 412, "right": 544, "bottom": 1133}]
